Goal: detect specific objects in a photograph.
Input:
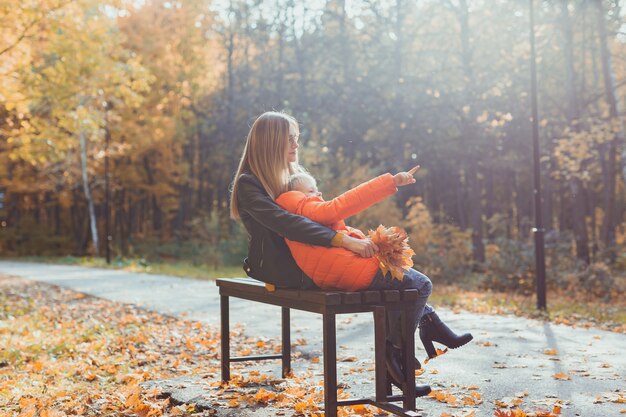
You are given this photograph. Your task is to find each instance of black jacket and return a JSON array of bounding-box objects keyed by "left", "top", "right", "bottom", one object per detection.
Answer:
[{"left": 236, "top": 173, "right": 336, "bottom": 288}]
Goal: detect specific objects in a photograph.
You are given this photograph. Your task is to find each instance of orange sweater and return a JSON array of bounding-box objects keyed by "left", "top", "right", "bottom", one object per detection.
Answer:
[{"left": 276, "top": 174, "right": 397, "bottom": 290}]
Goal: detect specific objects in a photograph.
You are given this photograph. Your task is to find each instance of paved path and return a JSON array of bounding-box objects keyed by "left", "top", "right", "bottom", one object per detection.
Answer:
[{"left": 0, "top": 261, "right": 624, "bottom": 417}]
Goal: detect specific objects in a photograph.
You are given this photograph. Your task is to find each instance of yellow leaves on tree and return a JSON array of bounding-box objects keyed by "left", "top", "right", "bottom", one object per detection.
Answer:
[
  {"left": 405, "top": 196, "right": 473, "bottom": 278},
  {"left": 552, "top": 119, "right": 622, "bottom": 183},
  {"left": 2, "top": 0, "right": 155, "bottom": 199},
  {"left": 368, "top": 225, "right": 415, "bottom": 280}
]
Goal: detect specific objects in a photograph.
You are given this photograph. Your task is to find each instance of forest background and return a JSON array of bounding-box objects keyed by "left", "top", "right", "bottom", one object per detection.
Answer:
[{"left": 1, "top": 0, "right": 626, "bottom": 303}]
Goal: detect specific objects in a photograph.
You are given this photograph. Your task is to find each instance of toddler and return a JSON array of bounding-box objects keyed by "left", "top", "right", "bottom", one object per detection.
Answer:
[{"left": 275, "top": 167, "right": 417, "bottom": 291}]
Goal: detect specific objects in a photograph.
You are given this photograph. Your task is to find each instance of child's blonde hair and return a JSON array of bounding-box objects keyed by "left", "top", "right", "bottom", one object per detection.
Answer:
[{"left": 288, "top": 172, "right": 317, "bottom": 191}]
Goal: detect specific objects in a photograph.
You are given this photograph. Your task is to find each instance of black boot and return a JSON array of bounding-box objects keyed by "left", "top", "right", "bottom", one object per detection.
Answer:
[
  {"left": 419, "top": 312, "right": 473, "bottom": 359},
  {"left": 385, "top": 342, "right": 431, "bottom": 397},
  {"left": 385, "top": 341, "right": 405, "bottom": 386}
]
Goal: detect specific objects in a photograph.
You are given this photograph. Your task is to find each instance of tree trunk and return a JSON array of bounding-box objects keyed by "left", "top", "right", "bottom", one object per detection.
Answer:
[
  {"left": 142, "top": 155, "right": 162, "bottom": 233},
  {"left": 507, "top": 170, "right": 515, "bottom": 239},
  {"left": 457, "top": 0, "right": 484, "bottom": 263},
  {"left": 79, "top": 127, "right": 99, "bottom": 255},
  {"left": 560, "top": 0, "right": 590, "bottom": 263},
  {"left": 275, "top": 9, "right": 285, "bottom": 105},
  {"left": 456, "top": 169, "right": 468, "bottom": 229},
  {"left": 570, "top": 177, "right": 590, "bottom": 263},
  {"left": 594, "top": 0, "right": 625, "bottom": 251},
  {"left": 115, "top": 189, "right": 128, "bottom": 256},
  {"left": 468, "top": 163, "right": 485, "bottom": 262},
  {"left": 485, "top": 165, "right": 495, "bottom": 239},
  {"left": 226, "top": 2, "right": 235, "bottom": 129},
  {"left": 289, "top": 0, "right": 309, "bottom": 113},
  {"left": 71, "top": 188, "right": 86, "bottom": 254}
]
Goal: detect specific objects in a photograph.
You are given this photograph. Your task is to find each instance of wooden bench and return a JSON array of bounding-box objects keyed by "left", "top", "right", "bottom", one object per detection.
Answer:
[{"left": 217, "top": 277, "right": 424, "bottom": 417}]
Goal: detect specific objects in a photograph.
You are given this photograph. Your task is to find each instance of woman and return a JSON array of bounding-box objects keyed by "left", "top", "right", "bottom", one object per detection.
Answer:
[{"left": 229, "top": 111, "right": 472, "bottom": 395}]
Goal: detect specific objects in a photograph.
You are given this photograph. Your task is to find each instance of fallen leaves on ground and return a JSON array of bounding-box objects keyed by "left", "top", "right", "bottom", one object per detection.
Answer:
[
  {"left": 441, "top": 409, "right": 477, "bottom": 417},
  {"left": 0, "top": 276, "right": 385, "bottom": 417},
  {"left": 1, "top": 275, "right": 621, "bottom": 417},
  {"left": 495, "top": 397, "right": 524, "bottom": 408},
  {"left": 0, "top": 277, "right": 237, "bottom": 417},
  {"left": 594, "top": 390, "right": 626, "bottom": 404},
  {"left": 494, "top": 407, "right": 562, "bottom": 417},
  {"left": 494, "top": 410, "right": 527, "bottom": 417},
  {"left": 424, "top": 347, "right": 448, "bottom": 364},
  {"left": 429, "top": 389, "right": 483, "bottom": 408},
  {"left": 494, "top": 392, "right": 572, "bottom": 417}
]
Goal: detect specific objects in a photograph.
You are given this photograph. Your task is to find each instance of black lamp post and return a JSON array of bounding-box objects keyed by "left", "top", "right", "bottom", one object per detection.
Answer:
[
  {"left": 103, "top": 100, "right": 111, "bottom": 265},
  {"left": 529, "top": 0, "right": 547, "bottom": 310}
]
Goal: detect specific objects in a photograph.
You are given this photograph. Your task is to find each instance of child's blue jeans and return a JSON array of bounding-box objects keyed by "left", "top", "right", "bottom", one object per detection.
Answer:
[{"left": 367, "top": 267, "right": 434, "bottom": 347}]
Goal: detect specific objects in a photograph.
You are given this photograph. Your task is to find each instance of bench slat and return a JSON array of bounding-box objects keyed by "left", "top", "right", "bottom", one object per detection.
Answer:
[
  {"left": 217, "top": 278, "right": 343, "bottom": 305},
  {"left": 342, "top": 292, "right": 363, "bottom": 304},
  {"left": 217, "top": 278, "right": 419, "bottom": 307},
  {"left": 383, "top": 290, "right": 401, "bottom": 302},
  {"left": 401, "top": 289, "right": 419, "bottom": 301},
  {"left": 362, "top": 291, "right": 381, "bottom": 303}
]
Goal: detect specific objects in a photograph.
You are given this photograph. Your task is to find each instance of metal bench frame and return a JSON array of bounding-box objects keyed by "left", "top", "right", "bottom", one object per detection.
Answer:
[{"left": 217, "top": 278, "right": 424, "bottom": 417}]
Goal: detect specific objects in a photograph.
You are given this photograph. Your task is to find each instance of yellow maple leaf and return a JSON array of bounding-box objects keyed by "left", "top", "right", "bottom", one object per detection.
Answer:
[
  {"left": 552, "top": 372, "right": 571, "bottom": 380},
  {"left": 368, "top": 225, "right": 415, "bottom": 281},
  {"left": 424, "top": 348, "right": 448, "bottom": 364},
  {"left": 350, "top": 404, "right": 369, "bottom": 415},
  {"left": 39, "top": 410, "right": 65, "bottom": 417},
  {"left": 254, "top": 388, "right": 276, "bottom": 404}
]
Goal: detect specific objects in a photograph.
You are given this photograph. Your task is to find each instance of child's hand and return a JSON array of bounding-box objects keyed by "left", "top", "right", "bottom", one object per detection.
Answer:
[
  {"left": 342, "top": 235, "right": 379, "bottom": 258},
  {"left": 393, "top": 165, "right": 420, "bottom": 186}
]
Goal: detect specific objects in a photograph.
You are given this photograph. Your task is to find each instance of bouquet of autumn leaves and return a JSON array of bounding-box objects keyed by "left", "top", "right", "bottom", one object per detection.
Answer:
[{"left": 368, "top": 225, "right": 415, "bottom": 281}]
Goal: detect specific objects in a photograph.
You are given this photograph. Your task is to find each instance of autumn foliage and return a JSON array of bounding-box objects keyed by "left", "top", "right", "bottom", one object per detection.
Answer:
[
  {"left": 1, "top": 2, "right": 626, "bottom": 305},
  {"left": 368, "top": 225, "right": 415, "bottom": 281}
]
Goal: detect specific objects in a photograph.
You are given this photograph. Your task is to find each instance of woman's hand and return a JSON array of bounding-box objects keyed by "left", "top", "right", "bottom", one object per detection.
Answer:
[
  {"left": 393, "top": 165, "right": 420, "bottom": 187},
  {"left": 342, "top": 235, "right": 379, "bottom": 258}
]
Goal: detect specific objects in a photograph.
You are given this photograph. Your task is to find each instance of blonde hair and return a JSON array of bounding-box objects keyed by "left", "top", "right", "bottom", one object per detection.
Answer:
[
  {"left": 230, "top": 111, "right": 302, "bottom": 220},
  {"left": 288, "top": 172, "right": 317, "bottom": 192}
]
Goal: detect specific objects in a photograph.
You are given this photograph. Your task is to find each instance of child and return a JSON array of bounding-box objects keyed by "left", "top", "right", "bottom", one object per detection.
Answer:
[{"left": 275, "top": 167, "right": 418, "bottom": 291}]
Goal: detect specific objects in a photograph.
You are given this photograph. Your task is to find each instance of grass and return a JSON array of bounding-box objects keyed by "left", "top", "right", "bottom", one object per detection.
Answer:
[
  {"left": 430, "top": 285, "right": 626, "bottom": 333},
  {"left": 1, "top": 255, "right": 245, "bottom": 280}
]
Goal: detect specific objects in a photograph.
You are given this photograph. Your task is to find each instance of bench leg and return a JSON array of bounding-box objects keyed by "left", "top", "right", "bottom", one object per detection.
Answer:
[
  {"left": 323, "top": 313, "right": 338, "bottom": 417},
  {"left": 281, "top": 307, "right": 291, "bottom": 377},
  {"left": 220, "top": 295, "right": 230, "bottom": 382},
  {"left": 401, "top": 305, "right": 417, "bottom": 410},
  {"left": 373, "top": 306, "right": 388, "bottom": 401}
]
